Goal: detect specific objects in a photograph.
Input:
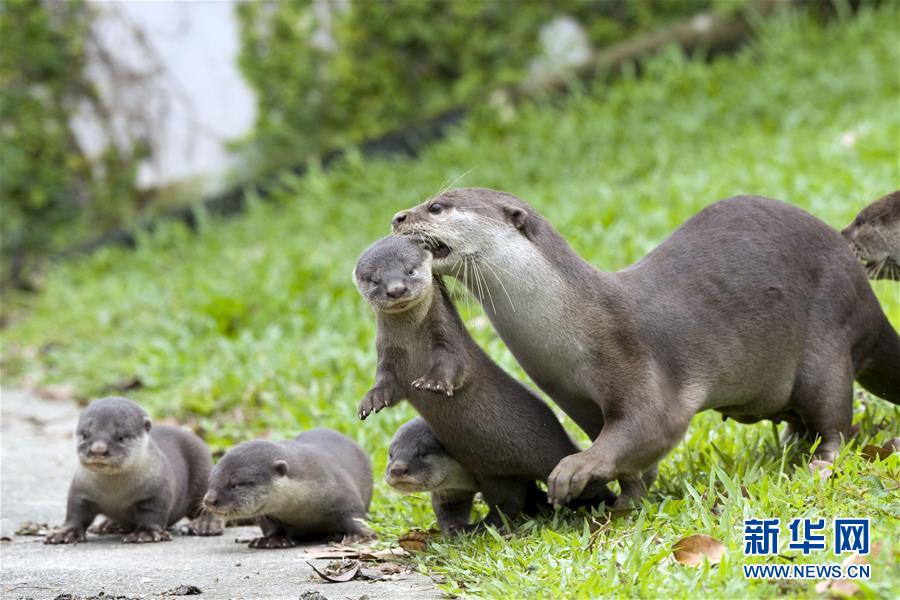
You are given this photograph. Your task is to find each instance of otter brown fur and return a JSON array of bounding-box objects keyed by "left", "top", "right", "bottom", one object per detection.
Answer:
[
  {"left": 843, "top": 190, "right": 900, "bottom": 280},
  {"left": 45, "top": 397, "right": 222, "bottom": 544},
  {"left": 203, "top": 428, "right": 373, "bottom": 548},
  {"left": 386, "top": 417, "right": 558, "bottom": 533},
  {"left": 354, "top": 236, "right": 615, "bottom": 529},
  {"left": 392, "top": 188, "right": 900, "bottom": 506}
]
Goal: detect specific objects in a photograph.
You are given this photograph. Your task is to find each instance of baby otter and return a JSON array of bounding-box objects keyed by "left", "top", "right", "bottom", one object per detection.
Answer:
[
  {"left": 386, "top": 417, "right": 558, "bottom": 533},
  {"left": 354, "top": 236, "right": 615, "bottom": 531},
  {"left": 203, "top": 428, "right": 373, "bottom": 548},
  {"left": 45, "top": 397, "right": 222, "bottom": 544},
  {"left": 843, "top": 190, "right": 900, "bottom": 280}
]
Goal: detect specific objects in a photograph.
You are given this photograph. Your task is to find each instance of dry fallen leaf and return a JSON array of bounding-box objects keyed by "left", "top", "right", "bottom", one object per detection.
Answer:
[
  {"left": 307, "top": 559, "right": 361, "bottom": 583},
  {"left": 398, "top": 529, "right": 433, "bottom": 553},
  {"left": 15, "top": 521, "right": 50, "bottom": 536},
  {"left": 672, "top": 534, "right": 725, "bottom": 567},
  {"left": 861, "top": 444, "right": 893, "bottom": 461},
  {"left": 35, "top": 383, "right": 76, "bottom": 401}
]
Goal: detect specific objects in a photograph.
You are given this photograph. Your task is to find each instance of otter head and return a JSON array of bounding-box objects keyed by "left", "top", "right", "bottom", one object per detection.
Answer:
[
  {"left": 385, "top": 418, "right": 476, "bottom": 493},
  {"left": 391, "top": 187, "right": 539, "bottom": 275},
  {"left": 203, "top": 441, "right": 288, "bottom": 519},
  {"left": 353, "top": 236, "right": 434, "bottom": 314},
  {"left": 75, "top": 397, "right": 151, "bottom": 475},
  {"left": 842, "top": 190, "right": 900, "bottom": 280}
]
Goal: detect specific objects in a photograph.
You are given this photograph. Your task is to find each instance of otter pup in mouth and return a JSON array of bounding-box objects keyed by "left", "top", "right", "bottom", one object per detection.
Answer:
[
  {"left": 203, "top": 429, "right": 373, "bottom": 548},
  {"left": 842, "top": 190, "right": 900, "bottom": 281},
  {"left": 45, "top": 397, "right": 223, "bottom": 544},
  {"left": 392, "top": 188, "right": 900, "bottom": 507},
  {"left": 354, "top": 236, "right": 615, "bottom": 530}
]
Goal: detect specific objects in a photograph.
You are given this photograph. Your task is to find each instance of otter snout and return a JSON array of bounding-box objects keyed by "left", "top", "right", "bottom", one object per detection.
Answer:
[
  {"left": 392, "top": 211, "right": 409, "bottom": 228},
  {"left": 202, "top": 490, "right": 219, "bottom": 508},
  {"left": 387, "top": 463, "right": 409, "bottom": 480},
  {"left": 88, "top": 440, "right": 109, "bottom": 457},
  {"left": 385, "top": 281, "right": 407, "bottom": 299}
]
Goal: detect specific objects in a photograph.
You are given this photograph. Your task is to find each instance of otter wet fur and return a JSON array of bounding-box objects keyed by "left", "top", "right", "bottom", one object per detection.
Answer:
[
  {"left": 203, "top": 428, "right": 373, "bottom": 549},
  {"left": 386, "top": 417, "right": 557, "bottom": 533},
  {"left": 392, "top": 188, "right": 900, "bottom": 507},
  {"left": 45, "top": 396, "right": 222, "bottom": 544},
  {"left": 843, "top": 190, "right": 900, "bottom": 281},
  {"left": 354, "top": 236, "right": 616, "bottom": 530}
]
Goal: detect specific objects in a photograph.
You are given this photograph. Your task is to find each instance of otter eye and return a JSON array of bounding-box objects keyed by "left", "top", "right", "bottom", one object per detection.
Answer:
[
  {"left": 428, "top": 203, "right": 444, "bottom": 215},
  {"left": 855, "top": 216, "right": 864, "bottom": 227},
  {"left": 370, "top": 278, "right": 381, "bottom": 286},
  {"left": 117, "top": 435, "right": 126, "bottom": 443},
  {"left": 408, "top": 268, "right": 416, "bottom": 276},
  {"left": 417, "top": 451, "right": 428, "bottom": 459}
]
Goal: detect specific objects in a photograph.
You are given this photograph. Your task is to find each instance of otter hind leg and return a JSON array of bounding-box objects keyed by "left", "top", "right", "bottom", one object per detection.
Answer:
[{"left": 791, "top": 354, "right": 854, "bottom": 463}]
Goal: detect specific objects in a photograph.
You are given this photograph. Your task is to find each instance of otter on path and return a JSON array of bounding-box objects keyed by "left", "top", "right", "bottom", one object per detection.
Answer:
[
  {"left": 45, "top": 397, "right": 223, "bottom": 544},
  {"left": 354, "top": 236, "right": 616, "bottom": 530},
  {"left": 843, "top": 190, "right": 900, "bottom": 281},
  {"left": 203, "top": 429, "right": 373, "bottom": 548},
  {"left": 386, "top": 417, "right": 558, "bottom": 533},
  {"left": 393, "top": 188, "right": 900, "bottom": 506}
]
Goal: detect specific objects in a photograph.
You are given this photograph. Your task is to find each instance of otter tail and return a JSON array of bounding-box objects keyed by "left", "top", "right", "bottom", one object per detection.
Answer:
[{"left": 856, "top": 317, "right": 900, "bottom": 404}]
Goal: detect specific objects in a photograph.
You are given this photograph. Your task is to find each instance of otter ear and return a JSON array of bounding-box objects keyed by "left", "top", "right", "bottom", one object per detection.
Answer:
[
  {"left": 273, "top": 460, "right": 288, "bottom": 477},
  {"left": 503, "top": 206, "right": 528, "bottom": 231},
  {"left": 143, "top": 417, "right": 152, "bottom": 433}
]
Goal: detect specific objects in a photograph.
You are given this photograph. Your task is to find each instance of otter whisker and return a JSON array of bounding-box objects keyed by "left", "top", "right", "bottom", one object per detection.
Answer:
[
  {"left": 480, "top": 257, "right": 517, "bottom": 313},
  {"left": 474, "top": 260, "right": 497, "bottom": 315},
  {"left": 434, "top": 166, "right": 477, "bottom": 198}
]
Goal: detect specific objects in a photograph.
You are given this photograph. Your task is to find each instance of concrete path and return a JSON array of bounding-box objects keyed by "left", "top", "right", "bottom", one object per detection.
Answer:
[{"left": 1, "top": 389, "right": 441, "bottom": 600}]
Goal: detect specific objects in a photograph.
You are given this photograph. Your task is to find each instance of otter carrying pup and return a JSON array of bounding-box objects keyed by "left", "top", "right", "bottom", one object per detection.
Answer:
[
  {"left": 354, "top": 236, "right": 616, "bottom": 531},
  {"left": 843, "top": 190, "right": 900, "bottom": 281},
  {"left": 203, "top": 429, "right": 373, "bottom": 549},
  {"left": 392, "top": 188, "right": 900, "bottom": 507},
  {"left": 45, "top": 397, "right": 222, "bottom": 544},
  {"left": 386, "top": 417, "right": 555, "bottom": 533}
]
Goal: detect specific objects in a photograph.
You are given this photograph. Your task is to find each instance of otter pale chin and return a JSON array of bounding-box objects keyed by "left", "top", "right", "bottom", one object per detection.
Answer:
[
  {"left": 45, "top": 396, "right": 223, "bottom": 545},
  {"left": 842, "top": 190, "right": 900, "bottom": 281},
  {"left": 392, "top": 187, "right": 900, "bottom": 507}
]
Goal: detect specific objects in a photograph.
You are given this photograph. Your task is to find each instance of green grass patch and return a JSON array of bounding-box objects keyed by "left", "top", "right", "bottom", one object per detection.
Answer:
[{"left": 3, "top": 5, "right": 899, "bottom": 598}]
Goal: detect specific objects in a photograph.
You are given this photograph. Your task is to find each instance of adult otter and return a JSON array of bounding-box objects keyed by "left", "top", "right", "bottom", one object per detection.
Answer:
[
  {"left": 45, "top": 397, "right": 223, "bottom": 544},
  {"left": 843, "top": 190, "right": 900, "bottom": 281},
  {"left": 355, "top": 236, "right": 616, "bottom": 528},
  {"left": 203, "top": 429, "right": 373, "bottom": 548},
  {"left": 386, "top": 417, "right": 557, "bottom": 533},
  {"left": 392, "top": 188, "right": 900, "bottom": 506}
]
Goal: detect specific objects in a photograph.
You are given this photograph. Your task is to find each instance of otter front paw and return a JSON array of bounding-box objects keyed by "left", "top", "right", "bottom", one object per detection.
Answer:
[
  {"left": 411, "top": 375, "right": 454, "bottom": 397},
  {"left": 188, "top": 513, "right": 224, "bottom": 537},
  {"left": 44, "top": 527, "right": 86, "bottom": 545},
  {"left": 548, "top": 453, "right": 610, "bottom": 507},
  {"left": 248, "top": 534, "right": 296, "bottom": 549},
  {"left": 122, "top": 528, "right": 172, "bottom": 543},
  {"left": 358, "top": 386, "right": 396, "bottom": 419}
]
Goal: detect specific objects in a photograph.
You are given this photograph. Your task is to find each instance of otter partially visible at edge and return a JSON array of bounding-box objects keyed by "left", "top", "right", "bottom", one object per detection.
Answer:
[{"left": 843, "top": 190, "right": 900, "bottom": 281}]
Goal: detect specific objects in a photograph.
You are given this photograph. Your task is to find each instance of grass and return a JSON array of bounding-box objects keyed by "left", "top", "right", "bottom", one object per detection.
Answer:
[{"left": 3, "top": 5, "right": 899, "bottom": 598}]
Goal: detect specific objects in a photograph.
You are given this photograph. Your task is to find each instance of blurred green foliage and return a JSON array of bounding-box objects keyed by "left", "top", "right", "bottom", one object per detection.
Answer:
[
  {"left": 235, "top": 0, "right": 712, "bottom": 172},
  {"left": 0, "top": 0, "right": 145, "bottom": 283}
]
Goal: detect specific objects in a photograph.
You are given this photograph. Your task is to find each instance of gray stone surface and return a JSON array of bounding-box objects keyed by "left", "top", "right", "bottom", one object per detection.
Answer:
[{"left": 1, "top": 389, "right": 440, "bottom": 600}]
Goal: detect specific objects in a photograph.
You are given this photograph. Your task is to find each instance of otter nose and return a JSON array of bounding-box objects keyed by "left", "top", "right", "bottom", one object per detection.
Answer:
[
  {"left": 392, "top": 211, "right": 408, "bottom": 229},
  {"left": 89, "top": 441, "right": 108, "bottom": 457},
  {"left": 389, "top": 464, "right": 409, "bottom": 479},
  {"left": 203, "top": 490, "right": 218, "bottom": 507},
  {"left": 386, "top": 282, "right": 407, "bottom": 299}
]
